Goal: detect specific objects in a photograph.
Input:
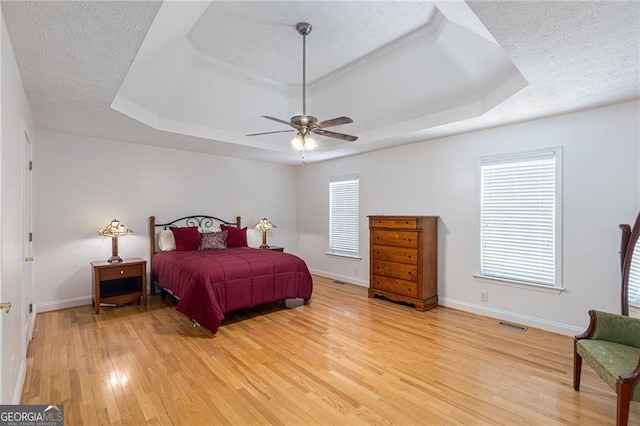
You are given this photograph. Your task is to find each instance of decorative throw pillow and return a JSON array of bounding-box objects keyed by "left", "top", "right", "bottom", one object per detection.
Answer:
[
  {"left": 199, "top": 231, "right": 227, "bottom": 250},
  {"left": 157, "top": 230, "right": 176, "bottom": 251},
  {"left": 169, "top": 226, "right": 201, "bottom": 251},
  {"left": 221, "top": 225, "right": 248, "bottom": 247}
]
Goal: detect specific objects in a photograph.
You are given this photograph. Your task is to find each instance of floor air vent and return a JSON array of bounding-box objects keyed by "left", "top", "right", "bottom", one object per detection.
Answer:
[
  {"left": 333, "top": 280, "right": 347, "bottom": 285},
  {"left": 498, "top": 321, "right": 528, "bottom": 332}
]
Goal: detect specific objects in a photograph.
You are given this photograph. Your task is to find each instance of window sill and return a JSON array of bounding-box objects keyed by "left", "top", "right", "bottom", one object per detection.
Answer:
[
  {"left": 472, "top": 274, "right": 565, "bottom": 294},
  {"left": 326, "top": 251, "right": 362, "bottom": 260}
]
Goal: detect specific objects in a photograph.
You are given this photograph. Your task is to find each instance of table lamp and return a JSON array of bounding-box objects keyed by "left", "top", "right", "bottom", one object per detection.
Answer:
[
  {"left": 254, "top": 218, "right": 276, "bottom": 249},
  {"left": 97, "top": 219, "right": 133, "bottom": 263}
]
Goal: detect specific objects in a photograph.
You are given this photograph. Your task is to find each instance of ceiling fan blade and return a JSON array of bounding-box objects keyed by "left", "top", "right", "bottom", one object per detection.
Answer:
[
  {"left": 246, "top": 129, "right": 295, "bottom": 137},
  {"left": 262, "top": 115, "right": 295, "bottom": 127},
  {"left": 312, "top": 128, "right": 358, "bottom": 142},
  {"left": 316, "top": 116, "right": 353, "bottom": 128}
]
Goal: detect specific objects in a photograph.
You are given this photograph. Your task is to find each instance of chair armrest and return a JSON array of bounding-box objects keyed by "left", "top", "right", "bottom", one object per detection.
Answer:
[
  {"left": 576, "top": 310, "right": 640, "bottom": 348},
  {"left": 620, "top": 356, "right": 640, "bottom": 386}
]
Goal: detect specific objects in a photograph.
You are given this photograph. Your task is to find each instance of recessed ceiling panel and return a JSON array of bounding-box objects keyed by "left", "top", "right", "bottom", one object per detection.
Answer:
[{"left": 187, "top": 1, "right": 437, "bottom": 85}]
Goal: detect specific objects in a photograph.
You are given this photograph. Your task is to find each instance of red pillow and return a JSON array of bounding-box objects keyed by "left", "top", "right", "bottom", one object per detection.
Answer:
[
  {"left": 169, "top": 226, "right": 201, "bottom": 251},
  {"left": 221, "top": 225, "right": 248, "bottom": 247}
]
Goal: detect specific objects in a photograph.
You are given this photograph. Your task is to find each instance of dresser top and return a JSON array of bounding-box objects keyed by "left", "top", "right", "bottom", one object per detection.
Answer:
[{"left": 367, "top": 215, "right": 439, "bottom": 219}]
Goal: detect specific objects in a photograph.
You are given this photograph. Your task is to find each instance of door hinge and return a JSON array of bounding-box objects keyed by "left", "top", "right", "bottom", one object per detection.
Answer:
[
  {"left": 29, "top": 232, "right": 33, "bottom": 242},
  {"left": 0, "top": 302, "right": 11, "bottom": 314},
  {"left": 24, "top": 256, "right": 34, "bottom": 262},
  {"left": 29, "top": 303, "right": 32, "bottom": 314},
  {"left": 29, "top": 161, "right": 33, "bottom": 171}
]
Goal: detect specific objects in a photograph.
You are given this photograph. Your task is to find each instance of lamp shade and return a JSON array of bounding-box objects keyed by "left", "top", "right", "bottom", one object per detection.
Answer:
[
  {"left": 97, "top": 219, "right": 133, "bottom": 263},
  {"left": 97, "top": 219, "right": 133, "bottom": 237},
  {"left": 254, "top": 218, "right": 276, "bottom": 231}
]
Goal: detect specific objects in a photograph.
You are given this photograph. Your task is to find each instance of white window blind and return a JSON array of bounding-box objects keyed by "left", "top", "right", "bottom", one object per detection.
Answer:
[
  {"left": 629, "top": 241, "right": 640, "bottom": 308},
  {"left": 329, "top": 176, "right": 359, "bottom": 257},
  {"left": 480, "top": 150, "right": 559, "bottom": 287}
]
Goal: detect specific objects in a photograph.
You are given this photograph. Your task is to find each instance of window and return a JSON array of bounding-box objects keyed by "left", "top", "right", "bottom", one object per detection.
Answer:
[
  {"left": 629, "top": 241, "right": 640, "bottom": 308},
  {"left": 329, "top": 175, "right": 360, "bottom": 258},
  {"left": 479, "top": 148, "right": 561, "bottom": 288}
]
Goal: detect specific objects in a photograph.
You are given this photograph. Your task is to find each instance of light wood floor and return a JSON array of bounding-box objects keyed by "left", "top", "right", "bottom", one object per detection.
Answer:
[{"left": 22, "top": 276, "right": 639, "bottom": 425}]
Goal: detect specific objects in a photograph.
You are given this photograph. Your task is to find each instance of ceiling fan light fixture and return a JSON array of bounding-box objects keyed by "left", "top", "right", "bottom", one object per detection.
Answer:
[
  {"left": 304, "top": 135, "right": 317, "bottom": 150},
  {"left": 291, "top": 133, "right": 317, "bottom": 151},
  {"left": 291, "top": 134, "right": 304, "bottom": 150}
]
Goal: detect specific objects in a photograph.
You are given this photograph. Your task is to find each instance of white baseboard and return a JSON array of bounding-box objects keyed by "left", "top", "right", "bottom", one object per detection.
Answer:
[
  {"left": 13, "top": 359, "right": 26, "bottom": 404},
  {"left": 308, "top": 272, "right": 580, "bottom": 335},
  {"left": 36, "top": 296, "right": 92, "bottom": 313},
  {"left": 32, "top": 286, "right": 582, "bottom": 336},
  {"left": 308, "top": 268, "right": 368, "bottom": 287},
  {"left": 438, "top": 296, "right": 583, "bottom": 336}
]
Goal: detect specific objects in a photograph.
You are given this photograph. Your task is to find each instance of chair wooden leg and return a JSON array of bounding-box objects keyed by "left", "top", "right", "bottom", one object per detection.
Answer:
[
  {"left": 616, "top": 381, "right": 631, "bottom": 426},
  {"left": 573, "top": 346, "right": 582, "bottom": 391}
]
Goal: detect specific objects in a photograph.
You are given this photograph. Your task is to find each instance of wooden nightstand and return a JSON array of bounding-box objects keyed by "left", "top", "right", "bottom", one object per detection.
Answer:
[
  {"left": 91, "top": 257, "right": 147, "bottom": 314},
  {"left": 265, "top": 246, "right": 284, "bottom": 252}
]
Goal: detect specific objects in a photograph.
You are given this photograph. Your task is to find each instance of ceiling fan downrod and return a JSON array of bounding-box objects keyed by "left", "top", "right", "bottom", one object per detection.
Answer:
[{"left": 296, "top": 22, "right": 312, "bottom": 117}]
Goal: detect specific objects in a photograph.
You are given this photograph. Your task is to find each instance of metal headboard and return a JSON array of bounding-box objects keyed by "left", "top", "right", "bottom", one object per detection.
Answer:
[{"left": 148, "top": 215, "right": 241, "bottom": 260}]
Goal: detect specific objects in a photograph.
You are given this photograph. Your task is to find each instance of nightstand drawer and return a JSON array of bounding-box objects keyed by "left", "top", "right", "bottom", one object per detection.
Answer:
[{"left": 99, "top": 264, "right": 142, "bottom": 281}]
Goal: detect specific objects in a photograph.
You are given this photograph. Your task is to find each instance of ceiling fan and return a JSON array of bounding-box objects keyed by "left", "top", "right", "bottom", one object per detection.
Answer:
[{"left": 247, "top": 22, "right": 358, "bottom": 151}]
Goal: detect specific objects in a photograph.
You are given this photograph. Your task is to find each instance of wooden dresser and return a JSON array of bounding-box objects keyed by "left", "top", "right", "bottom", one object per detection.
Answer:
[{"left": 368, "top": 216, "right": 438, "bottom": 311}]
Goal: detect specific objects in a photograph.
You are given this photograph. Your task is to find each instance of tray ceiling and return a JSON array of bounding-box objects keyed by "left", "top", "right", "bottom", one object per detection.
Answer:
[{"left": 3, "top": 1, "right": 639, "bottom": 165}]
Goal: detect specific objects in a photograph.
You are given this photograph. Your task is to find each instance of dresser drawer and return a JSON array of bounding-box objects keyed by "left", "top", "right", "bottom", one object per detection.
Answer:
[
  {"left": 372, "top": 230, "right": 418, "bottom": 248},
  {"left": 370, "top": 217, "right": 418, "bottom": 229},
  {"left": 372, "top": 245, "right": 419, "bottom": 265},
  {"left": 372, "top": 260, "right": 418, "bottom": 281},
  {"left": 99, "top": 264, "right": 143, "bottom": 281},
  {"left": 371, "top": 275, "right": 418, "bottom": 298}
]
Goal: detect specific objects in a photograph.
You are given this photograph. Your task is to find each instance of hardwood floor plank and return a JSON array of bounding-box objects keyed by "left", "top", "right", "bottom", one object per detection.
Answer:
[{"left": 22, "top": 275, "right": 639, "bottom": 425}]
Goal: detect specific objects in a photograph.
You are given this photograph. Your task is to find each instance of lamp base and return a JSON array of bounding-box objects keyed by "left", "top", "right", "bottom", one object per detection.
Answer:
[
  {"left": 108, "top": 255, "right": 123, "bottom": 263},
  {"left": 259, "top": 244, "right": 270, "bottom": 249}
]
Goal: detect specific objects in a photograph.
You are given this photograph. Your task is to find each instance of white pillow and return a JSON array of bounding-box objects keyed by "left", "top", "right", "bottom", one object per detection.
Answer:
[
  {"left": 200, "top": 226, "right": 222, "bottom": 233},
  {"left": 158, "top": 230, "right": 176, "bottom": 251},
  {"left": 247, "top": 228, "right": 262, "bottom": 248}
]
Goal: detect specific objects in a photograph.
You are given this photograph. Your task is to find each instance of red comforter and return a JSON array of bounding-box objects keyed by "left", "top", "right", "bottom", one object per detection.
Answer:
[{"left": 151, "top": 247, "right": 313, "bottom": 332}]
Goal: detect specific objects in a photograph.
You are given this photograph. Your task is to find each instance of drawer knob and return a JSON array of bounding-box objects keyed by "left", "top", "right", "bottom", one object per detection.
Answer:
[
  {"left": 405, "top": 221, "right": 409, "bottom": 224},
  {"left": 407, "top": 238, "right": 412, "bottom": 242},
  {"left": 120, "top": 270, "right": 124, "bottom": 275}
]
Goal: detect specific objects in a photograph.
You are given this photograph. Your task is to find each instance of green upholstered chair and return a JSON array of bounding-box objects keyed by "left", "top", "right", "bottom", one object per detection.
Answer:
[{"left": 574, "top": 310, "right": 640, "bottom": 426}]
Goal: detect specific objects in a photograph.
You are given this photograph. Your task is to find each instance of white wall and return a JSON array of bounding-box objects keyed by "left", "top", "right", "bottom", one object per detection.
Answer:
[
  {"left": 33, "top": 131, "right": 296, "bottom": 311},
  {"left": 296, "top": 100, "right": 640, "bottom": 335},
  {"left": 1, "top": 9, "right": 35, "bottom": 403}
]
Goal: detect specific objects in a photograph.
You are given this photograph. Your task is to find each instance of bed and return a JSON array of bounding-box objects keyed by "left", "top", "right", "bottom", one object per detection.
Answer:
[{"left": 148, "top": 215, "right": 313, "bottom": 332}]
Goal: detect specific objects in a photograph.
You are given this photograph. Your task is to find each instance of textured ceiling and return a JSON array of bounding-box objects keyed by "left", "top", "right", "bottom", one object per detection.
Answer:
[{"left": 2, "top": 1, "right": 639, "bottom": 165}]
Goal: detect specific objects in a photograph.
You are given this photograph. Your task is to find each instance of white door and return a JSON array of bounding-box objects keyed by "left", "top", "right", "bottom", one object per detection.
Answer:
[{"left": 22, "top": 123, "right": 33, "bottom": 342}]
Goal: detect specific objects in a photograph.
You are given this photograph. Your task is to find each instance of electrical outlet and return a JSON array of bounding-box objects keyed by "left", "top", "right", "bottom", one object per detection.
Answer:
[{"left": 480, "top": 291, "right": 488, "bottom": 302}]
